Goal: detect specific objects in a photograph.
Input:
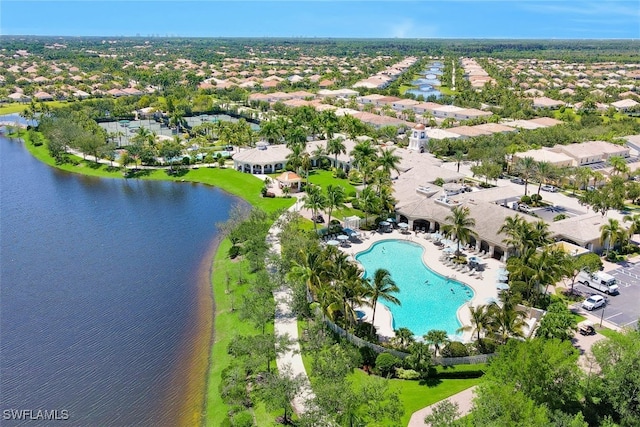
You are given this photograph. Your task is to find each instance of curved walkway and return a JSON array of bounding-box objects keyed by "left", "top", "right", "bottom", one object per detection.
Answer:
[
  {"left": 408, "top": 386, "right": 477, "bottom": 427},
  {"left": 268, "top": 198, "right": 315, "bottom": 414}
]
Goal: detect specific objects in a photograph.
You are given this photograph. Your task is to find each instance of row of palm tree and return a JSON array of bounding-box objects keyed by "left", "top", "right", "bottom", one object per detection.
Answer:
[
  {"left": 286, "top": 244, "right": 400, "bottom": 335},
  {"left": 600, "top": 214, "right": 640, "bottom": 256},
  {"left": 460, "top": 295, "right": 527, "bottom": 347}
]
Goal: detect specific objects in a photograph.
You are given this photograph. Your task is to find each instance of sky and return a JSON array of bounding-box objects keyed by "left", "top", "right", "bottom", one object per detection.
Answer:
[{"left": 1, "top": 1, "right": 639, "bottom": 39}]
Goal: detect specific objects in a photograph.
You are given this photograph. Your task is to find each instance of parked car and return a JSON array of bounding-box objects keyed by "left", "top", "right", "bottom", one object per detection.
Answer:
[
  {"left": 510, "top": 177, "right": 525, "bottom": 185},
  {"left": 518, "top": 203, "right": 534, "bottom": 214},
  {"left": 541, "top": 185, "right": 558, "bottom": 192},
  {"left": 311, "top": 214, "right": 325, "bottom": 223},
  {"left": 581, "top": 294, "right": 606, "bottom": 311}
]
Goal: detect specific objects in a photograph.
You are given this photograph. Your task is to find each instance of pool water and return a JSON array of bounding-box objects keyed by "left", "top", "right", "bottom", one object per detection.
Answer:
[{"left": 356, "top": 240, "right": 473, "bottom": 337}]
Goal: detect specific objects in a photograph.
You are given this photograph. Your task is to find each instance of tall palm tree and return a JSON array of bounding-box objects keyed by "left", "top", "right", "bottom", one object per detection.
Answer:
[
  {"left": 258, "top": 120, "right": 283, "bottom": 144},
  {"left": 488, "top": 304, "right": 526, "bottom": 344},
  {"left": 608, "top": 155, "right": 630, "bottom": 177},
  {"left": 623, "top": 213, "right": 640, "bottom": 238},
  {"left": 285, "top": 143, "right": 305, "bottom": 174},
  {"left": 285, "top": 126, "right": 307, "bottom": 150},
  {"left": 377, "top": 147, "right": 402, "bottom": 178},
  {"left": 359, "top": 186, "right": 379, "bottom": 227},
  {"left": 326, "top": 136, "right": 346, "bottom": 169},
  {"left": 516, "top": 156, "right": 537, "bottom": 196},
  {"left": 325, "top": 184, "right": 346, "bottom": 226},
  {"left": 574, "top": 166, "right": 592, "bottom": 193},
  {"left": 423, "top": 330, "right": 449, "bottom": 357},
  {"left": 453, "top": 150, "right": 464, "bottom": 173},
  {"left": 535, "top": 161, "right": 555, "bottom": 198},
  {"left": 287, "top": 248, "right": 325, "bottom": 297},
  {"left": 392, "top": 327, "right": 415, "bottom": 351},
  {"left": 499, "top": 214, "right": 528, "bottom": 256},
  {"left": 303, "top": 184, "right": 327, "bottom": 231},
  {"left": 351, "top": 140, "right": 377, "bottom": 185},
  {"left": 600, "top": 218, "right": 626, "bottom": 257},
  {"left": 442, "top": 206, "right": 476, "bottom": 255},
  {"left": 458, "top": 304, "right": 492, "bottom": 345},
  {"left": 363, "top": 268, "right": 400, "bottom": 335}
]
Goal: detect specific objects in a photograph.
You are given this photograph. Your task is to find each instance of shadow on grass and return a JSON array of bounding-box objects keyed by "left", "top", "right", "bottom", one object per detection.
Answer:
[
  {"left": 125, "top": 169, "right": 154, "bottom": 178},
  {"left": 165, "top": 168, "right": 189, "bottom": 177}
]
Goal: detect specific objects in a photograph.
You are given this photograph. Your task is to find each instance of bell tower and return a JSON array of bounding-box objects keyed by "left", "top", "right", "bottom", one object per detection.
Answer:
[{"left": 408, "top": 123, "right": 428, "bottom": 152}]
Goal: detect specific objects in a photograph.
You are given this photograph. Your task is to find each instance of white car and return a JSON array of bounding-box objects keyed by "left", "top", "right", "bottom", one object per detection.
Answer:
[
  {"left": 541, "top": 185, "right": 558, "bottom": 192},
  {"left": 582, "top": 294, "right": 606, "bottom": 311}
]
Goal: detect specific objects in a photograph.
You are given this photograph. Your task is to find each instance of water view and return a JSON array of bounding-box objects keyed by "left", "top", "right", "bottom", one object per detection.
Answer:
[
  {"left": 406, "top": 62, "right": 444, "bottom": 99},
  {"left": 356, "top": 240, "right": 474, "bottom": 337},
  {"left": 0, "top": 135, "right": 240, "bottom": 425}
]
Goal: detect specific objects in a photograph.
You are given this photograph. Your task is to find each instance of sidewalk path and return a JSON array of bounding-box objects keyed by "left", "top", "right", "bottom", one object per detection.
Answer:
[
  {"left": 408, "top": 386, "right": 477, "bottom": 427},
  {"left": 269, "top": 198, "right": 315, "bottom": 414}
]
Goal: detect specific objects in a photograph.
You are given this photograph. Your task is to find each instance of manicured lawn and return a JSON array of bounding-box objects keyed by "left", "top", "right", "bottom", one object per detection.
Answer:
[
  {"left": 0, "top": 100, "right": 69, "bottom": 115},
  {"left": 20, "top": 131, "right": 294, "bottom": 214},
  {"left": 596, "top": 327, "right": 619, "bottom": 339},
  {"left": 17, "top": 130, "right": 294, "bottom": 425},
  {"left": 307, "top": 169, "right": 358, "bottom": 195},
  {"left": 204, "top": 239, "right": 278, "bottom": 426},
  {"left": 348, "top": 365, "right": 481, "bottom": 426}
]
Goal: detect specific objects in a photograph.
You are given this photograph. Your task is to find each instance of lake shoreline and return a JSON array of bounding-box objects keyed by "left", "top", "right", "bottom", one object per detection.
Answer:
[{"left": 11, "top": 133, "right": 243, "bottom": 426}]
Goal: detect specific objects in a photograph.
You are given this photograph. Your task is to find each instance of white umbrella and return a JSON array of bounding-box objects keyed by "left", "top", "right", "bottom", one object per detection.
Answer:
[
  {"left": 497, "top": 274, "right": 509, "bottom": 282},
  {"left": 496, "top": 282, "right": 510, "bottom": 290},
  {"left": 398, "top": 222, "right": 409, "bottom": 229},
  {"left": 337, "top": 235, "right": 349, "bottom": 241},
  {"left": 327, "top": 240, "right": 339, "bottom": 246},
  {"left": 379, "top": 221, "right": 390, "bottom": 226}
]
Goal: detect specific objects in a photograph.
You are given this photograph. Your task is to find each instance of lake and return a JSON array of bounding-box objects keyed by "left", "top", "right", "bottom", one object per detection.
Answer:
[{"left": 0, "top": 134, "right": 241, "bottom": 425}]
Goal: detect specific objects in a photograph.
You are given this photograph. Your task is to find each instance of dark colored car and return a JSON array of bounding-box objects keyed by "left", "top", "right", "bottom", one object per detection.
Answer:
[
  {"left": 311, "top": 214, "right": 325, "bottom": 223},
  {"left": 510, "top": 177, "right": 525, "bottom": 185}
]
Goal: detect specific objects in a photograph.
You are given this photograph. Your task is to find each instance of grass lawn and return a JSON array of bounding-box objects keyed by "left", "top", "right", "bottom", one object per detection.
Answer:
[
  {"left": 0, "top": 100, "right": 69, "bottom": 115},
  {"left": 596, "top": 327, "right": 619, "bottom": 339},
  {"left": 16, "top": 130, "right": 294, "bottom": 425},
  {"left": 204, "top": 240, "right": 280, "bottom": 426},
  {"left": 298, "top": 318, "right": 483, "bottom": 426},
  {"left": 307, "top": 169, "right": 358, "bottom": 195}
]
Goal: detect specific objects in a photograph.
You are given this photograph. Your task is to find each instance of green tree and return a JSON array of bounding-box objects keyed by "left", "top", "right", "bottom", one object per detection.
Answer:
[
  {"left": 424, "top": 329, "right": 449, "bottom": 357},
  {"left": 256, "top": 365, "right": 305, "bottom": 425},
  {"left": 302, "top": 184, "right": 327, "bottom": 231},
  {"left": 600, "top": 218, "right": 626, "bottom": 257},
  {"left": 363, "top": 268, "right": 400, "bottom": 336},
  {"left": 442, "top": 205, "right": 477, "bottom": 256},
  {"left": 591, "top": 328, "right": 640, "bottom": 426},
  {"left": 326, "top": 136, "right": 347, "bottom": 169},
  {"left": 516, "top": 156, "right": 537, "bottom": 196},
  {"left": 424, "top": 400, "right": 461, "bottom": 427},
  {"left": 535, "top": 302, "right": 577, "bottom": 341},
  {"left": 377, "top": 147, "right": 402, "bottom": 178},
  {"left": 325, "top": 184, "right": 346, "bottom": 226}
]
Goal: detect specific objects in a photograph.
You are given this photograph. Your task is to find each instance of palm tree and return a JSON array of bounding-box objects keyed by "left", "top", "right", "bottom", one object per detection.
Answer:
[
  {"left": 423, "top": 330, "right": 449, "bottom": 357},
  {"left": 458, "top": 304, "right": 492, "bottom": 345},
  {"left": 574, "top": 166, "right": 592, "bottom": 192},
  {"left": 442, "top": 206, "right": 476, "bottom": 256},
  {"left": 359, "top": 186, "right": 379, "bottom": 228},
  {"left": 488, "top": 304, "right": 526, "bottom": 344},
  {"left": 392, "top": 327, "right": 415, "bottom": 351},
  {"left": 535, "top": 161, "right": 555, "bottom": 198},
  {"left": 623, "top": 213, "right": 640, "bottom": 238},
  {"left": 608, "top": 155, "right": 630, "bottom": 177},
  {"left": 377, "top": 147, "right": 402, "bottom": 178},
  {"left": 453, "top": 150, "right": 464, "bottom": 173},
  {"left": 351, "top": 140, "right": 377, "bottom": 185},
  {"left": 325, "top": 184, "right": 346, "bottom": 226},
  {"left": 259, "top": 120, "right": 283, "bottom": 144},
  {"left": 300, "top": 152, "right": 312, "bottom": 186},
  {"left": 285, "top": 143, "right": 305, "bottom": 174},
  {"left": 363, "top": 269, "right": 400, "bottom": 335},
  {"left": 600, "top": 218, "right": 626, "bottom": 257},
  {"left": 516, "top": 156, "right": 537, "bottom": 196},
  {"left": 499, "top": 215, "right": 528, "bottom": 256},
  {"left": 326, "top": 136, "right": 346, "bottom": 169},
  {"left": 285, "top": 126, "right": 307, "bottom": 150},
  {"left": 303, "top": 184, "right": 327, "bottom": 231},
  {"left": 287, "top": 248, "right": 325, "bottom": 297}
]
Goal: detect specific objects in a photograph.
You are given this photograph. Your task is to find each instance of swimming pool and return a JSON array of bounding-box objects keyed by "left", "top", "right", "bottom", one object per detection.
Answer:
[{"left": 355, "top": 240, "right": 473, "bottom": 337}]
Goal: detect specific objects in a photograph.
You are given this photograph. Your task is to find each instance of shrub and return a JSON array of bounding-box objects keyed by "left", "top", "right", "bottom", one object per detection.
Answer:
[
  {"left": 359, "top": 346, "right": 378, "bottom": 367},
  {"left": 396, "top": 368, "right": 421, "bottom": 380},
  {"left": 347, "top": 190, "right": 357, "bottom": 198},
  {"left": 334, "top": 168, "right": 347, "bottom": 179},
  {"left": 441, "top": 341, "right": 469, "bottom": 358},
  {"left": 375, "top": 353, "right": 401, "bottom": 378},
  {"left": 520, "top": 195, "right": 532, "bottom": 204},
  {"left": 182, "top": 156, "right": 191, "bottom": 165},
  {"left": 228, "top": 245, "right": 241, "bottom": 259},
  {"left": 264, "top": 192, "right": 276, "bottom": 198},
  {"left": 477, "top": 338, "right": 498, "bottom": 354},
  {"left": 230, "top": 411, "right": 254, "bottom": 427}
]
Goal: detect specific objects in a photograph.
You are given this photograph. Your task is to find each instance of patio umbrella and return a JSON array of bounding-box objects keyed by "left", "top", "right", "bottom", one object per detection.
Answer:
[
  {"left": 386, "top": 218, "right": 396, "bottom": 223},
  {"left": 327, "top": 240, "right": 339, "bottom": 246},
  {"left": 496, "top": 282, "right": 510, "bottom": 290},
  {"left": 498, "top": 274, "right": 509, "bottom": 282},
  {"left": 379, "top": 221, "right": 390, "bottom": 226},
  {"left": 431, "top": 232, "right": 442, "bottom": 240},
  {"left": 398, "top": 222, "right": 409, "bottom": 229},
  {"left": 484, "top": 297, "right": 499, "bottom": 305},
  {"left": 497, "top": 268, "right": 509, "bottom": 276},
  {"left": 337, "top": 235, "right": 349, "bottom": 241},
  {"left": 443, "top": 247, "right": 455, "bottom": 254}
]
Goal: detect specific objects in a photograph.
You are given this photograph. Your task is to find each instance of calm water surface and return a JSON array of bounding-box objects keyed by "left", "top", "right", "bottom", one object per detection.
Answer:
[{"left": 0, "top": 135, "right": 239, "bottom": 425}]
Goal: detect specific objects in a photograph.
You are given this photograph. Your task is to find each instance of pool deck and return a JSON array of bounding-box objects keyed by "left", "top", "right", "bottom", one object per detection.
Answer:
[{"left": 338, "top": 229, "right": 501, "bottom": 342}]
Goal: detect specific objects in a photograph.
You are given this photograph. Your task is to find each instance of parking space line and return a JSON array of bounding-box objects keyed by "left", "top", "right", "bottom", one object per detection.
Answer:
[{"left": 605, "top": 312, "right": 624, "bottom": 320}]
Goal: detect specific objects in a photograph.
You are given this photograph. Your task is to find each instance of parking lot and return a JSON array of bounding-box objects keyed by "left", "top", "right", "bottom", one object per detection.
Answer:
[
  {"left": 571, "top": 266, "right": 640, "bottom": 329},
  {"left": 532, "top": 205, "right": 585, "bottom": 222}
]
